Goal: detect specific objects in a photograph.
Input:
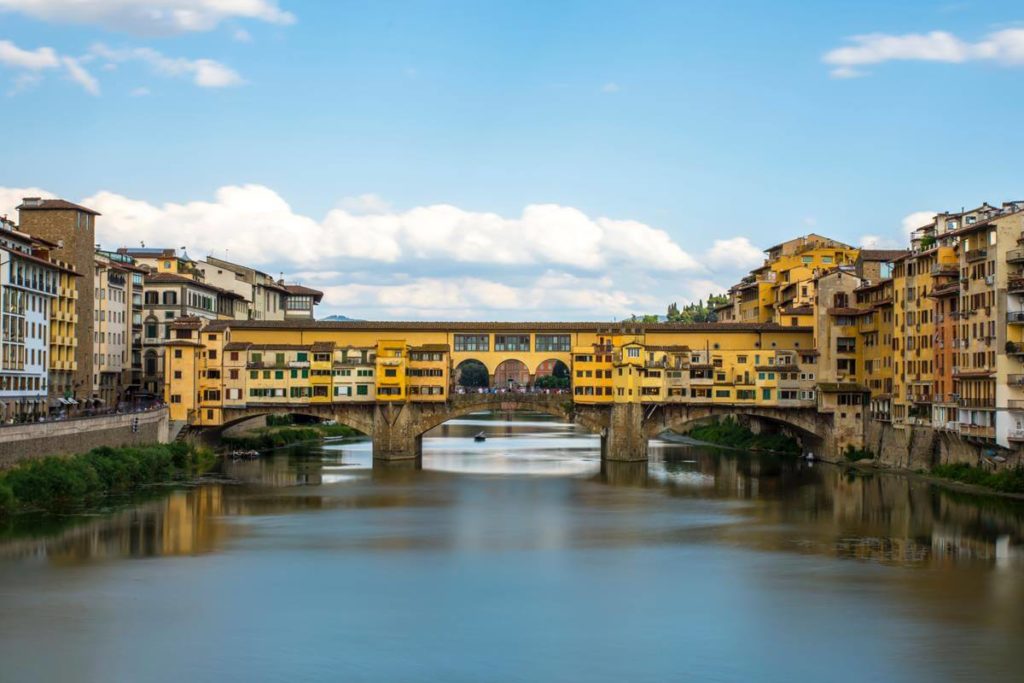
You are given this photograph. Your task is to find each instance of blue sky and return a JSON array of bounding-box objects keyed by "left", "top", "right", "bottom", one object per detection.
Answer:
[{"left": 1, "top": 1, "right": 1023, "bottom": 319}]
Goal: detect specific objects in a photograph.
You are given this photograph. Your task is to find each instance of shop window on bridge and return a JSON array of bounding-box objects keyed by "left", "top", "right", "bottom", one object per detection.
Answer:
[
  {"left": 737, "top": 390, "right": 755, "bottom": 400},
  {"left": 454, "top": 334, "right": 489, "bottom": 352},
  {"left": 357, "top": 385, "right": 369, "bottom": 395},
  {"left": 536, "top": 335, "right": 571, "bottom": 352},
  {"left": 335, "top": 386, "right": 351, "bottom": 396},
  {"left": 377, "top": 387, "right": 401, "bottom": 396},
  {"left": 715, "top": 390, "right": 731, "bottom": 398},
  {"left": 313, "top": 386, "right": 329, "bottom": 398},
  {"left": 495, "top": 334, "right": 530, "bottom": 352}
]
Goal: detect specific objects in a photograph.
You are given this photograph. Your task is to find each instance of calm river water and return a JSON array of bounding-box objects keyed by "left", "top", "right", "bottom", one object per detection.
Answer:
[{"left": 1, "top": 413, "right": 1023, "bottom": 683}]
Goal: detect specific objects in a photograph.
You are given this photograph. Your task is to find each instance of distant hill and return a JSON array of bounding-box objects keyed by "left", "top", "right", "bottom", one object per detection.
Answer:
[{"left": 319, "top": 314, "right": 360, "bottom": 322}]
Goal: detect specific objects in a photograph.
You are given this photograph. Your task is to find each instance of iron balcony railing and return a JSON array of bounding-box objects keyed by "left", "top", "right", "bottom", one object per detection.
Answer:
[
  {"left": 965, "top": 248, "right": 988, "bottom": 262},
  {"left": 958, "top": 397, "right": 995, "bottom": 409}
]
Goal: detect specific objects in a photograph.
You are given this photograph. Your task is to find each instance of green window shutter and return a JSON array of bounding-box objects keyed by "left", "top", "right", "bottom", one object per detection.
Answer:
[
  {"left": 250, "top": 371, "right": 257, "bottom": 380},
  {"left": 291, "top": 369, "right": 297, "bottom": 379},
  {"left": 275, "top": 370, "right": 284, "bottom": 380},
  {"left": 302, "top": 369, "right": 309, "bottom": 378}
]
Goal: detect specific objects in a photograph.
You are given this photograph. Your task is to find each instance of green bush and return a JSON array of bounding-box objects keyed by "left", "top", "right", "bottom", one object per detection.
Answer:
[
  {"left": 686, "top": 417, "right": 800, "bottom": 455},
  {"left": 222, "top": 423, "right": 361, "bottom": 450},
  {"left": 931, "top": 463, "right": 1024, "bottom": 494},
  {"left": 0, "top": 442, "right": 213, "bottom": 515},
  {"left": 844, "top": 445, "right": 874, "bottom": 462},
  {"left": 266, "top": 414, "right": 295, "bottom": 427}
]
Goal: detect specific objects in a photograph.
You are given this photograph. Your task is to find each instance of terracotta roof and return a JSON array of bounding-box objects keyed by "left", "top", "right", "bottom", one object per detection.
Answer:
[
  {"left": 224, "top": 342, "right": 253, "bottom": 351},
  {"left": 9, "top": 249, "right": 80, "bottom": 275},
  {"left": 145, "top": 272, "right": 245, "bottom": 298},
  {"left": 828, "top": 307, "right": 872, "bottom": 316},
  {"left": 17, "top": 198, "right": 100, "bottom": 215},
  {"left": 645, "top": 345, "right": 690, "bottom": 352},
  {"left": 283, "top": 284, "right": 324, "bottom": 301},
  {"left": 780, "top": 305, "right": 814, "bottom": 316},
  {"left": 202, "top": 320, "right": 813, "bottom": 333},
  {"left": 311, "top": 341, "right": 335, "bottom": 352},
  {"left": 410, "top": 344, "right": 450, "bottom": 352},
  {"left": 858, "top": 249, "right": 908, "bottom": 262},
  {"left": 817, "top": 382, "right": 870, "bottom": 393},
  {"left": 170, "top": 316, "right": 204, "bottom": 328}
]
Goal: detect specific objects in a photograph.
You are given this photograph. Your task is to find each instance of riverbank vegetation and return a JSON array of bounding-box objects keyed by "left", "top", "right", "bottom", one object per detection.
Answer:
[
  {"left": 843, "top": 445, "right": 875, "bottom": 462},
  {"left": 0, "top": 443, "right": 214, "bottom": 516},
  {"left": 929, "top": 463, "right": 1024, "bottom": 494},
  {"left": 221, "top": 422, "right": 362, "bottom": 451},
  {"left": 685, "top": 417, "right": 800, "bottom": 455}
]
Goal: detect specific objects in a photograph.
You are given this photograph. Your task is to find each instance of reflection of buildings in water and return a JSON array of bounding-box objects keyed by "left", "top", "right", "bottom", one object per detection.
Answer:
[
  {"left": 222, "top": 453, "right": 324, "bottom": 487},
  {"left": 0, "top": 486, "right": 231, "bottom": 564}
]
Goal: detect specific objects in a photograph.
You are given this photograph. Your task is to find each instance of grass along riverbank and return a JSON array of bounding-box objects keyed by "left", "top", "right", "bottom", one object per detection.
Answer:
[
  {"left": 0, "top": 443, "right": 215, "bottom": 516},
  {"left": 927, "top": 462, "right": 1024, "bottom": 495},
  {"left": 684, "top": 417, "right": 800, "bottom": 455},
  {"left": 221, "top": 422, "right": 363, "bottom": 451}
]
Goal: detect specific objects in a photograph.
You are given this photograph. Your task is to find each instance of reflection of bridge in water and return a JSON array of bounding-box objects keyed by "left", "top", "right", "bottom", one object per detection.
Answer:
[{"left": 217, "top": 392, "right": 840, "bottom": 462}]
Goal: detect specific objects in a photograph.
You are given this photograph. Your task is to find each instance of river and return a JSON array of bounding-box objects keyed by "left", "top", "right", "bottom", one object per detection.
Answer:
[{"left": 1, "top": 412, "right": 1023, "bottom": 682}]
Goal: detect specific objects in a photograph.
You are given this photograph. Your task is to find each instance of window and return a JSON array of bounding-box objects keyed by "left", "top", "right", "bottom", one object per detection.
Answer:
[
  {"left": 454, "top": 334, "right": 489, "bottom": 352},
  {"left": 170, "top": 394, "right": 181, "bottom": 403},
  {"left": 535, "top": 335, "right": 570, "bottom": 352},
  {"left": 173, "top": 349, "right": 182, "bottom": 359},
  {"left": 297, "top": 352, "right": 308, "bottom": 362},
  {"left": 173, "top": 371, "right": 182, "bottom": 379},
  {"left": 275, "top": 371, "right": 284, "bottom": 380},
  {"left": 494, "top": 334, "right": 531, "bottom": 352},
  {"left": 385, "top": 368, "right": 397, "bottom": 377},
  {"left": 627, "top": 347, "right": 640, "bottom": 358},
  {"left": 356, "top": 385, "right": 369, "bottom": 395}
]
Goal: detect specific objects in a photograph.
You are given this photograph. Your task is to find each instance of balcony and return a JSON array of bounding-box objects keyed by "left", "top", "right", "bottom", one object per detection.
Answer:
[
  {"left": 1008, "top": 248, "right": 1024, "bottom": 263},
  {"left": 1010, "top": 276, "right": 1024, "bottom": 294},
  {"left": 288, "top": 360, "right": 311, "bottom": 368},
  {"left": 1008, "top": 399, "right": 1024, "bottom": 410},
  {"left": 958, "top": 397, "right": 995, "bottom": 409},
  {"left": 1010, "top": 375, "right": 1024, "bottom": 386},
  {"left": 1009, "top": 430, "right": 1024, "bottom": 442},
  {"left": 960, "top": 424, "right": 995, "bottom": 439},
  {"left": 1008, "top": 312, "right": 1024, "bottom": 324},
  {"left": 965, "top": 248, "right": 988, "bottom": 262}
]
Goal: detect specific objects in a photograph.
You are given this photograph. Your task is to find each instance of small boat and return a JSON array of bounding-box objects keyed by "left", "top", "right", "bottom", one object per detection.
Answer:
[
  {"left": 804, "top": 452, "right": 816, "bottom": 461},
  {"left": 228, "top": 449, "right": 261, "bottom": 461},
  {"left": 473, "top": 432, "right": 487, "bottom": 442}
]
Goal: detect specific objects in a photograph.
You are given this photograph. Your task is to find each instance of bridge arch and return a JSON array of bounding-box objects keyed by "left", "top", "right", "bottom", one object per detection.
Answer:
[
  {"left": 218, "top": 405, "right": 375, "bottom": 438},
  {"left": 646, "top": 404, "right": 828, "bottom": 455},
  {"left": 410, "top": 394, "right": 606, "bottom": 438},
  {"left": 493, "top": 358, "right": 530, "bottom": 389},
  {"left": 454, "top": 358, "right": 490, "bottom": 388}
]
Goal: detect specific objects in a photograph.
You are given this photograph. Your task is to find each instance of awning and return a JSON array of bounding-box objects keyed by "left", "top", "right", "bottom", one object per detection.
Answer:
[{"left": 66, "top": 398, "right": 79, "bottom": 405}]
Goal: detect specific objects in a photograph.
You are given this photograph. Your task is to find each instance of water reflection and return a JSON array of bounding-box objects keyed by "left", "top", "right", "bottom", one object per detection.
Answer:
[{"left": 1, "top": 412, "right": 1023, "bottom": 682}]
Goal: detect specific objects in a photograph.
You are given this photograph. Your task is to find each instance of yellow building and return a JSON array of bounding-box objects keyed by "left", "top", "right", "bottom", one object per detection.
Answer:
[{"left": 164, "top": 320, "right": 818, "bottom": 427}]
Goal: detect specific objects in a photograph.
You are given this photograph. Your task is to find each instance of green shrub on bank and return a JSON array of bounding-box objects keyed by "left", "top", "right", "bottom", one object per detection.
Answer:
[
  {"left": 0, "top": 442, "right": 213, "bottom": 515},
  {"left": 686, "top": 417, "right": 800, "bottom": 455},
  {"left": 930, "top": 463, "right": 1024, "bottom": 494},
  {"left": 266, "top": 414, "right": 295, "bottom": 427},
  {"left": 844, "top": 445, "right": 875, "bottom": 462},
  {"left": 222, "top": 423, "right": 361, "bottom": 450}
]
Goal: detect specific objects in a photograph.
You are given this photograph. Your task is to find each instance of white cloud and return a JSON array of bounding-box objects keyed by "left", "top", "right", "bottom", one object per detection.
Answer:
[
  {"left": 336, "top": 193, "right": 393, "bottom": 215},
  {"left": 704, "top": 237, "right": 764, "bottom": 271},
  {"left": 0, "top": 39, "right": 100, "bottom": 94},
  {"left": 901, "top": 210, "right": 936, "bottom": 237},
  {"left": 91, "top": 43, "right": 243, "bottom": 88},
  {"left": 824, "top": 28, "right": 1024, "bottom": 77},
  {"left": 857, "top": 210, "right": 935, "bottom": 250},
  {"left": 130, "top": 86, "right": 151, "bottom": 97},
  {"left": 600, "top": 82, "right": 620, "bottom": 93},
  {"left": 232, "top": 28, "right": 252, "bottom": 43},
  {"left": 61, "top": 56, "right": 99, "bottom": 95},
  {"left": 0, "top": 40, "right": 58, "bottom": 70},
  {"left": 0, "top": 0, "right": 295, "bottom": 35},
  {"left": 0, "top": 184, "right": 747, "bottom": 320}
]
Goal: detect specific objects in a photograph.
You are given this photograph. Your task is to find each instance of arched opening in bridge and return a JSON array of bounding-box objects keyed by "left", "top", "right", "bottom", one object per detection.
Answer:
[
  {"left": 455, "top": 359, "right": 489, "bottom": 389},
  {"left": 493, "top": 359, "right": 530, "bottom": 390},
  {"left": 533, "top": 359, "right": 570, "bottom": 390}
]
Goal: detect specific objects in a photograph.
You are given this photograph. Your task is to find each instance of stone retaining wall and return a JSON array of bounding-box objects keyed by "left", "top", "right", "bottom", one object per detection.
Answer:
[
  {"left": 0, "top": 409, "right": 170, "bottom": 469},
  {"left": 864, "top": 419, "right": 1024, "bottom": 471}
]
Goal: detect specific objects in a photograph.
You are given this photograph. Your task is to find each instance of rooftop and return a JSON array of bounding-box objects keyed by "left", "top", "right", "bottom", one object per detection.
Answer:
[{"left": 17, "top": 197, "right": 100, "bottom": 215}]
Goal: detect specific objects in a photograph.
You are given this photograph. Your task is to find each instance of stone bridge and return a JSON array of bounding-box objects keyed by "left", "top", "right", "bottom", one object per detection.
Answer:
[{"left": 218, "top": 394, "right": 839, "bottom": 462}]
